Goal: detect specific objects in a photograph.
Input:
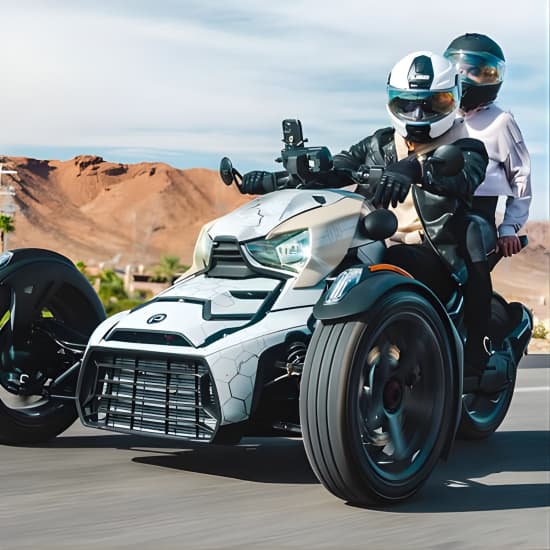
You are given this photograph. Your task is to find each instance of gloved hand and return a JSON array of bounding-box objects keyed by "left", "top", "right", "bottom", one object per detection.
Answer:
[
  {"left": 373, "top": 157, "right": 421, "bottom": 209},
  {"left": 239, "top": 171, "right": 276, "bottom": 195}
]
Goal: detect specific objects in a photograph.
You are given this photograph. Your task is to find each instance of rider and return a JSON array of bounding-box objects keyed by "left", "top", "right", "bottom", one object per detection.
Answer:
[
  {"left": 240, "top": 51, "right": 512, "bottom": 391},
  {"left": 443, "top": 33, "right": 532, "bottom": 257}
]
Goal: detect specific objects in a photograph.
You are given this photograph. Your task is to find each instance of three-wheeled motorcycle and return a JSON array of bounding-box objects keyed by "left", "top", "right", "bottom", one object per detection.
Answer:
[{"left": 0, "top": 120, "right": 532, "bottom": 505}]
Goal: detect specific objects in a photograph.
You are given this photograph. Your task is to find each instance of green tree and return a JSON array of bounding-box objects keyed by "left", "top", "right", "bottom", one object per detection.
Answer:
[
  {"left": 76, "top": 265, "right": 150, "bottom": 317},
  {"left": 97, "top": 269, "right": 128, "bottom": 303},
  {"left": 151, "top": 255, "right": 187, "bottom": 283},
  {"left": 0, "top": 214, "right": 15, "bottom": 252}
]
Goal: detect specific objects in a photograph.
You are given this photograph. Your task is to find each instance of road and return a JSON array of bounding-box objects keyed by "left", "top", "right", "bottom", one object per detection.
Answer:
[{"left": 1, "top": 355, "right": 548, "bottom": 550}]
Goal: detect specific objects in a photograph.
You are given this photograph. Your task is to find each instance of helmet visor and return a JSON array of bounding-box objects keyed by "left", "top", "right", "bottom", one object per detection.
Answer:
[
  {"left": 445, "top": 50, "right": 505, "bottom": 85},
  {"left": 388, "top": 86, "right": 459, "bottom": 123}
]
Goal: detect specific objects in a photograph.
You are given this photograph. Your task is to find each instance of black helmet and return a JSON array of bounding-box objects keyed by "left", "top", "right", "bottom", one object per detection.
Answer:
[{"left": 444, "top": 33, "right": 506, "bottom": 112}]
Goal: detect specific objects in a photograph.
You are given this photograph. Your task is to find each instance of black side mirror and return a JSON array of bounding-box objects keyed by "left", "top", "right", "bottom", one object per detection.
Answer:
[
  {"left": 427, "top": 144, "right": 464, "bottom": 177},
  {"left": 362, "top": 209, "right": 398, "bottom": 241},
  {"left": 219, "top": 157, "right": 236, "bottom": 186}
]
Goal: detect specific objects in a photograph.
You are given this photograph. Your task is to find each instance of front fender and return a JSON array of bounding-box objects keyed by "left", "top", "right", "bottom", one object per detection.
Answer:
[
  {"left": 314, "top": 269, "right": 436, "bottom": 322},
  {"left": 0, "top": 248, "right": 105, "bottom": 334},
  {"left": 314, "top": 267, "right": 463, "bottom": 459}
]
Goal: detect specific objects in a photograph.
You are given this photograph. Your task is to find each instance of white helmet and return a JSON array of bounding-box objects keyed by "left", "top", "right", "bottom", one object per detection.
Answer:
[{"left": 386, "top": 51, "right": 461, "bottom": 143}]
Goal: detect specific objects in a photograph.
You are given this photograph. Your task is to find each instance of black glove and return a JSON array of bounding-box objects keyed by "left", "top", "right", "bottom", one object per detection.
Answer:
[
  {"left": 373, "top": 157, "right": 421, "bottom": 209},
  {"left": 240, "top": 171, "right": 276, "bottom": 195}
]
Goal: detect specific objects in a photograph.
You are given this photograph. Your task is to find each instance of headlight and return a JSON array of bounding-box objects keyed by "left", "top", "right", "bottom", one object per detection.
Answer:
[
  {"left": 245, "top": 229, "right": 311, "bottom": 273},
  {"left": 192, "top": 224, "right": 213, "bottom": 269}
]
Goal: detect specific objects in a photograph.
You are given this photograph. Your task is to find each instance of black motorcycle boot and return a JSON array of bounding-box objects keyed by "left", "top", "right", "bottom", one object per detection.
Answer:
[
  {"left": 478, "top": 338, "right": 516, "bottom": 392},
  {"left": 464, "top": 336, "right": 516, "bottom": 393}
]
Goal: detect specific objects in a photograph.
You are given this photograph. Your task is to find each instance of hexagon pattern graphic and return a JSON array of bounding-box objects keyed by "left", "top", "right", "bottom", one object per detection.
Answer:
[{"left": 208, "top": 336, "right": 271, "bottom": 424}]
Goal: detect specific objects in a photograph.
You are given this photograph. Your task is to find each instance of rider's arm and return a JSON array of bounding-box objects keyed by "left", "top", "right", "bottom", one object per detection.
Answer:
[
  {"left": 499, "top": 116, "right": 532, "bottom": 237},
  {"left": 425, "top": 138, "right": 489, "bottom": 204},
  {"left": 240, "top": 167, "right": 355, "bottom": 194},
  {"left": 332, "top": 138, "right": 371, "bottom": 171},
  {"left": 332, "top": 127, "right": 395, "bottom": 171}
]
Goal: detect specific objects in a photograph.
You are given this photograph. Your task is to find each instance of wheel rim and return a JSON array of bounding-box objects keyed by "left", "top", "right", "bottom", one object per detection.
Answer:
[
  {"left": 460, "top": 293, "right": 517, "bottom": 429},
  {"left": 353, "top": 310, "right": 446, "bottom": 483},
  {"left": 461, "top": 385, "right": 513, "bottom": 426},
  {"left": 0, "top": 280, "right": 91, "bottom": 414}
]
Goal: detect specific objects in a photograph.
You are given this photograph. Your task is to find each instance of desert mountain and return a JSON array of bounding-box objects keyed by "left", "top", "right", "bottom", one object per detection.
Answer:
[
  {"left": 1, "top": 155, "right": 248, "bottom": 266},
  {"left": 1, "top": 155, "right": 548, "bottom": 321}
]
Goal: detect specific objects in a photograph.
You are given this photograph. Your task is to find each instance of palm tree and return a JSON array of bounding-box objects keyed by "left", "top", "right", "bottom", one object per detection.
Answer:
[
  {"left": 97, "top": 269, "right": 128, "bottom": 303},
  {"left": 0, "top": 214, "right": 15, "bottom": 252},
  {"left": 152, "top": 255, "right": 187, "bottom": 283}
]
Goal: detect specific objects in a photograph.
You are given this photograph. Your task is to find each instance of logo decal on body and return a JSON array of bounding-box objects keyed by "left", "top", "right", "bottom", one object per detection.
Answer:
[{"left": 147, "top": 313, "right": 167, "bottom": 324}]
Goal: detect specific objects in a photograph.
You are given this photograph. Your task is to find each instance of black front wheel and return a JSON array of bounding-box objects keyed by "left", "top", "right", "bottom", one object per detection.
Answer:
[
  {"left": 300, "top": 290, "right": 456, "bottom": 505},
  {"left": 0, "top": 250, "right": 105, "bottom": 444}
]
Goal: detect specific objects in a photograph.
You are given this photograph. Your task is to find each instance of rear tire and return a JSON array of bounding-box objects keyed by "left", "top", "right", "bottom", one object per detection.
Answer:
[
  {"left": 300, "top": 290, "right": 455, "bottom": 505},
  {"left": 0, "top": 250, "right": 105, "bottom": 444}
]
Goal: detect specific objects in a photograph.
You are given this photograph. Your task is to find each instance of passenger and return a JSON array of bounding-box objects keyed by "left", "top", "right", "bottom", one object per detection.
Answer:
[{"left": 443, "top": 33, "right": 532, "bottom": 258}]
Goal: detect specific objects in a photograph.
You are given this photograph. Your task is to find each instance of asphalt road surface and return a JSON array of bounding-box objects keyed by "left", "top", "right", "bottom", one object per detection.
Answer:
[{"left": 1, "top": 355, "right": 548, "bottom": 550}]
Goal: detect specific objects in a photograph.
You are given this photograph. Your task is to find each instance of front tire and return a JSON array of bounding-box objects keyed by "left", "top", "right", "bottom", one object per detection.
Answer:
[{"left": 300, "top": 290, "right": 455, "bottom": 505}]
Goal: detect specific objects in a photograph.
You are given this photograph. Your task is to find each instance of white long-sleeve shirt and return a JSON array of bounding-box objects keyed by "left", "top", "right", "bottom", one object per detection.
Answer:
[{"left": 462, "top": 103, "right": 532, "bottom": 237}]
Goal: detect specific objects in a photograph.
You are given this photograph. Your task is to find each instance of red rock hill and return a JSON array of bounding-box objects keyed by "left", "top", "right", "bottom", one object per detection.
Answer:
[{"left": 2, "top": 155, "right": 247, "bottom": 266}]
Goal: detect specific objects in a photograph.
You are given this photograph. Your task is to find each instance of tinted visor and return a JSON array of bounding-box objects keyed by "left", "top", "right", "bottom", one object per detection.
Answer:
[
  {"left": 445, "top": 50, "right": 505, "bottom": 85},
  {"left": 388, "top": 86, "right": 459, "bottom": 123}
]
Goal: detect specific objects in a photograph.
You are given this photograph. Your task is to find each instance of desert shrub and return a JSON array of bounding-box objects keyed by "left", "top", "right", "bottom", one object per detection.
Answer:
[{"left": 532, "top": 320, "right": 549, "bottom": 340}]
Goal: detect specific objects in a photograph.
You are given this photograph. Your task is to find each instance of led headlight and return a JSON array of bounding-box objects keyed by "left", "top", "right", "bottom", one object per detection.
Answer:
[
  {"left": 323, "top": 267, "right": 364, "bottom": 304},
  {"left": 245, "top": 229, "right": 311, "bottom": 273},
  {"left": 0, "top": 251, "right": 13, "bottom": 269},
  {"left": 192, "top": 224, "right": 213, "bottom": 269}
]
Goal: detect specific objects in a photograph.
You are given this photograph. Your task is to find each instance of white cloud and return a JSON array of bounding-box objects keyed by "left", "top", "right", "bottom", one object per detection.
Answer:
[{"left": 0, "top": 0, "right": 548, "bottom": 218}]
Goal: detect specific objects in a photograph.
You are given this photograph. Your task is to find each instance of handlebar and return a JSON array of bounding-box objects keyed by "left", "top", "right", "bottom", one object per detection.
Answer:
[
  {"left": 348, "top": 165, "right": 384, "bottom": 199},
  {"left": 270, "top": 165, "right": 384, "bottom": 195}
]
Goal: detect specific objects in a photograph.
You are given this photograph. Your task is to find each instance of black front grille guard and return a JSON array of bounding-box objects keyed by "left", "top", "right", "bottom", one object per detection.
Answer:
[{"left": 76, "top": 348, "right": 220, "bottom": 442}]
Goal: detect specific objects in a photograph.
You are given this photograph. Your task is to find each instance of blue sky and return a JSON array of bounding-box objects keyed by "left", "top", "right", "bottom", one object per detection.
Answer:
[{"left": 1, "top": 0, "right": 548, "bottom": 220}]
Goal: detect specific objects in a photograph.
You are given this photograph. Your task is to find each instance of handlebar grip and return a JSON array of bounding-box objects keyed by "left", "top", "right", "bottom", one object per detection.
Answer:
[
  {"left": 351, "top": 166, "right": 384, "bottom": 185},
  {"left": 518, "top": 235, "right": 528, "bottom": 248},
  {"left": 350, "top": 166, "right": 384, "bottom": 199},
  {"left": 273, "top": 171, "right": 295, "bottom": 190}
]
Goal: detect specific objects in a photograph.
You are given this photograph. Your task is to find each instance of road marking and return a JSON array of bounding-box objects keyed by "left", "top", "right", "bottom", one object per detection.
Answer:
[{"left": 515, "top": 386, "right": 550, "bottom": 393}]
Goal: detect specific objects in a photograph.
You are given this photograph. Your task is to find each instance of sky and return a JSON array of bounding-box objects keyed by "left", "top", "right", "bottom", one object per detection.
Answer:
[{"left": 1, "top": 0, "right": 548, "bottom": 220}]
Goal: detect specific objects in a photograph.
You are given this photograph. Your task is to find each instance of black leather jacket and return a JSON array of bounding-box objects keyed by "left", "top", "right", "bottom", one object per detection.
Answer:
[{"left": 331, "top": 126, "right": 488, "bottom": 207}]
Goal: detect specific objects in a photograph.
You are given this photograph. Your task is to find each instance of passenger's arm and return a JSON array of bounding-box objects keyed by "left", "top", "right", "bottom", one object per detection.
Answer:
[{"left": 499, "top": 115, "right": 532, "bottom": 236}]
